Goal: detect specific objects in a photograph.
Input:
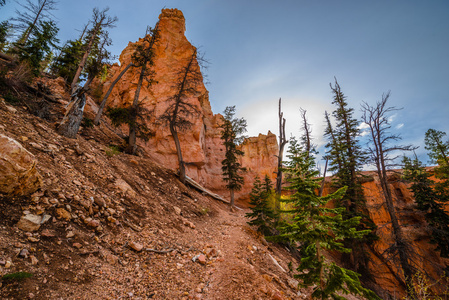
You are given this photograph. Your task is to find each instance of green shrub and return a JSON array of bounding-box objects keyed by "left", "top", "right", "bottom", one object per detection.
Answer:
[{"left": 2, "top": 272, "right": 33, "bottom": 281}]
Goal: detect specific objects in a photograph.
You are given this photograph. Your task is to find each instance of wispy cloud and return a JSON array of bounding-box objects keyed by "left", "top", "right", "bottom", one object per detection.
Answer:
[{"left": 396, "top": 123, "right": 404, "bottom": 129}]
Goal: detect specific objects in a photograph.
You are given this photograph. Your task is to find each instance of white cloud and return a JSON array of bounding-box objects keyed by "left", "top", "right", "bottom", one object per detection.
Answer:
[{"left": 396, "top": 123, "right": 404, "bottom": 129}]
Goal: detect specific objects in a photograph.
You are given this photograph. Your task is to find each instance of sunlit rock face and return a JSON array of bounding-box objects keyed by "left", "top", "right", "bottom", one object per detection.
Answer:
[{"left": 97, "top": 8, "right": 278, "bottom": 200}]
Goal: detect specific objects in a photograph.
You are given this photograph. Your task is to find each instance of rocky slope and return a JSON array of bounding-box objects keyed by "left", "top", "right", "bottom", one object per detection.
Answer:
[
  {"left": 0, "top": 94, "right": 306, "bottom": 300},
  {"left": 94, "top": 8, "right": 278, "bottom": 203}
]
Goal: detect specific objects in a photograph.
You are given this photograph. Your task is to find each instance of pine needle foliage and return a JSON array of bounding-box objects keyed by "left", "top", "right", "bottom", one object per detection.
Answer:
[
  {"left": 220, "top": 105, "right": 247, "bottom": 207},
  {"left": 246, "top": 175, "right": 278, "bottom": 236},
  {"left": 276, "top": 138, "right": 380, "bottom": 300},
  {"left": 403, "top": 156, "right": 449, "bottom": 258}
]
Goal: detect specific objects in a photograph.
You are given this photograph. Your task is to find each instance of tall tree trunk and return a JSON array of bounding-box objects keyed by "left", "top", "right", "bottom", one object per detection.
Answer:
[
  {"left": 70, "top": 23, "right": 101, "bottom": 91},
  {"left": 276, "top": 98, "right": 287, "bottom": 208},
  {"left": 94, "top": 62, "right": 134, "bottom": 125},
  {"left": 57, "top": 88, "right": 86, "bottom": 138},
  {"left": 126, "top": 62, "right": 146, "bottom": 155},
  {"left": 230, "top": 189, "right": 235, "bottom": 208},
  {"left": 21, "top": 0, "right": 47, "bottom": 45},
  {"left": 170, "top": 123, "right": 186, "bottom": 185}
]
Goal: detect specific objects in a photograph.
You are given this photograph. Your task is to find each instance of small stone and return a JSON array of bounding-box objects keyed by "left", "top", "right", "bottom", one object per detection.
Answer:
[
  {"left": 21, "top": 136, "right": 28, "bottom": 142},
  {"left": 5, "top": 261, "right": 12, "bottom": 268},
  {"left": 19, "top": 248, "right": 30, "bottom": 258},
  {"left": 93, "top": 196, "right": 105, "bottom": 207},
  {"left": 129, "top": 241, "right": 143, "bottom": 252},
  {"left": 173, "top": 206, "right": 182, "bottom": 215},
  {"left": 17, "top": 214, "right": 42, "bottom": 232},
  {"left": 72, "top": 243, "right": 83, "bottom": 249},
  {"left": 27, "top": 236, "right": 40, "bottom": 243},
  {"left": 87, "top": 219, "right": 100, "bottom": 228},
  {"left": 262, "top": 274, "right": 273, "bottom": 282},
  {"left": 66, "top": 231, "right": 75, "bottom": 238},
  {"left": 272, "top": 292, "right": 283, "bottom": 300},
  {"left": 197, "top": 254, "right": 206, "bottom": 265},
  {"left": 41, "top": 229, "right": 56, "bottom": 237},
  {"left": 6, "top": 105, "right": 17, "bottom": 113},
  {"left": 73, "top": 180, "right": 82, "bottom": 186},
  {"left": 49, "top": 198, "right": 59, "bottom": 205},
  {"left": 56, "top": 208, "right": 71, "bottom": 220},
  {"left": 30, "top": 255, "right": 38, "bottom": 265}
]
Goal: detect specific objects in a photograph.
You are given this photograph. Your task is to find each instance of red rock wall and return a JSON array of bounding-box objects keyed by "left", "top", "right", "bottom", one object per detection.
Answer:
[
  {"left": 97, "top": 8, "right": 278, "bottom": 201},
  {"left": 324, "top": 171, "right": 449, "bottom": 298}
]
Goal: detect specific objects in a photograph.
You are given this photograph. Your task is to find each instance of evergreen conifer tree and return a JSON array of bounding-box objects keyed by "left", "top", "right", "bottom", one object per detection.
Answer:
[
  {"left": 324, "top": 79, "right": 376, "bottom": 275},
  {"left": 220, "top": 105, "right": 247, "bottom": 208},
  {"left": 425, "top": 129, "right": 449, "bottom": 182},
  {"left": 277, "top": 138, "right": 379, "bottom": 300},
  {"left": 17, "top": 20, "right": 59, "bottom": 76},
  {"left": 246, "top": 175, "right": 277, "bottom": 236},
  {"left": 403, "top": 156, "right": 449, "bottom": 258}
]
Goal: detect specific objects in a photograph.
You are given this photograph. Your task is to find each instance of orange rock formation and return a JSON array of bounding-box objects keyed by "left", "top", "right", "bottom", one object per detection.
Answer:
[
  {"left": 97, "top": 8, "right": 279, "bottom": 200},
  {"left": 323, "top": 171, "right": 449, "bottom": 298}
]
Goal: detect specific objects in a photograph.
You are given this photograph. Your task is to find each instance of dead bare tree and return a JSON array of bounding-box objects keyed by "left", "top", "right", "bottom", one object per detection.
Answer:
[
  {"left": 125, "top": 24, "right": 159, "bottom": 154},
  {"left": 275, "top": 98, "right": 287, "bottom": 204},
  {"left": 159, "top": 48, "right": 205, "bottom": 184},
  {"left": 11, "top": 0, "right": 58, "bottom": 44},
  {"left": 361, "top": 92, "right": 417, "bottom": 297},
  {"left": 70, "top": 7, "right": 117, "bottom": 91},
  {"left": 93, "top": 61, "right": 134, "bottom": 125},
  {"left": 58, "top": 32, "right": 112, "bottom": 138}
]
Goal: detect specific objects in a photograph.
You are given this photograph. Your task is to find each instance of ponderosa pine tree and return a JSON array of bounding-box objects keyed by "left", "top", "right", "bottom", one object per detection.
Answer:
[
  {"left": 10, "top": 0, "right": 58, "bottom": 45},
  {"left": 17, "top": 19, "right": 58, "bottom": 76},
  {"left": 425, "top": 129, "right": 449, "bottom": 184},
  {"left": 70, "top": 7, "right": 117, "bottom": 91},
  {"left": 403, "top": 156, "right": 449, "bottom": 259},
  {"left": 277, "top": 138, "right": 380, "bottom": 300},
  {"left": 324, "top": 80, "right": 377, "bottom": 279},
  {"left": 160, "top": 48, "right": 206, "bottom": 182},
  {"left": 246, "top": 175, "right": 277, "bottom": 236},
  {"left": 220, "top": 105, "right": 247, "bottom": 208},
  {"left": 125, "top": 24, "right": 159, "bottom": 154}
]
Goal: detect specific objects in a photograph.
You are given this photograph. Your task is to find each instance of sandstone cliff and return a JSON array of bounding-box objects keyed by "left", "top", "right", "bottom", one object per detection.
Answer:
[
  {"left": 323, "top": 171, "right": 449, "bottom": 299},
  {"left": 97, "top": 8, "right": 278, "bottom": 202}
]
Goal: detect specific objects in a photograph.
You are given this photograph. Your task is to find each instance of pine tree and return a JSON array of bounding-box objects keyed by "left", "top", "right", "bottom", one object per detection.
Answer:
[
  {"left": 403, "top": 156, "right": 449, "bottom": 258},
  {"left": 277, "top": 138, "right": 379, "bottom": 300},
  {"left": 159, "top": 48, "right": 205, "bottom": 181},
  {"left": 220, "top": 105, "right": 247, "bottom": 208},
  {"left": 50, "top": 39, "right": 84, "bottom": 82},
  {"left": 325, "top": 79, "right": 376, "bottom": 276},
  {"left": 0, "top": 21, "right": 11, "bottom": 51},
  {"left": 17, "top": 19, "right": 59, "bottom": 76},
  {"left": 425, "top": 129, "right": 449, "bottom": 182},
  {"left": 246, "top": 175, "right": 277, "bottom": 236}
]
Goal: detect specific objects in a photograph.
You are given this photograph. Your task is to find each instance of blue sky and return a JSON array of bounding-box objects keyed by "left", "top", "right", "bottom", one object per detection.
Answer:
[{"left": 2, "top": 0, "right": 448, "bottom": 166}]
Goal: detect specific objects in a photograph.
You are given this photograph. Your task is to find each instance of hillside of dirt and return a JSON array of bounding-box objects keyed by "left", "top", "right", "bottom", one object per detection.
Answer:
[{"left": 0, "top": 78, "right": 324, "bottom": 300}]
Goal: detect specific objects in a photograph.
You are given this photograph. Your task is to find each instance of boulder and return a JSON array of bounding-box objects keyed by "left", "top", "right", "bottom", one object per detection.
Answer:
[{"left": 0, "top": 134, "right": 42, "bottom": 196}]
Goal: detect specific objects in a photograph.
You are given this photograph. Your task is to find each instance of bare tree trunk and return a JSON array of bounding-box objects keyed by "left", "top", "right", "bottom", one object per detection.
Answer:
[
  {"left": 170, "top": 123, "right": 186, "bottom": 185},
  {"left": 57, "top": 87, "right": 86, "bottom": 138},
  {"left": 319, "top": 158, "right": 328, "bottom": 197},
  {"left": 70, "top": 23, "right": 101, "bottom": 91},
  {"left": 94, "top": 62, "right": 134, "bottom": 125},
  {"left": 276, "top": 98, "right": 287, "bottom": 207},
  {"left": 21, "top": 0, "right": 48, "bottom": 45},
  {"left": 230, "top": 189, "right": 235, "bottom": 208},
  {"left": 126, "top": 62, "right": 146, "bottom": 155}
]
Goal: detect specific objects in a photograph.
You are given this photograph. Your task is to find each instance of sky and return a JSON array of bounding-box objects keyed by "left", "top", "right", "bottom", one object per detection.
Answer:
[{"left": 2, "top": 0, "right": 449, "bottom": 167}]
